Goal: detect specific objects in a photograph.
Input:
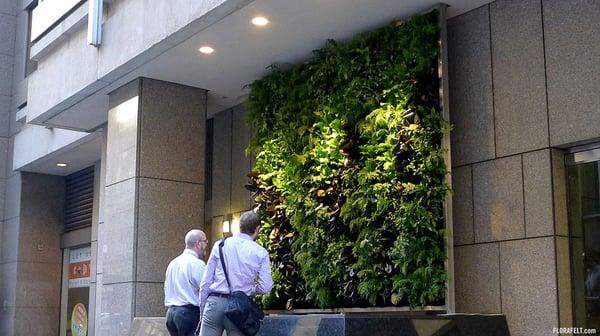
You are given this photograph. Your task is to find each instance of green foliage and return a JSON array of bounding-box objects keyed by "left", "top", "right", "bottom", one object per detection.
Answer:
[{"left": 246, "top": 10, "right": 448, "bottom": 309}]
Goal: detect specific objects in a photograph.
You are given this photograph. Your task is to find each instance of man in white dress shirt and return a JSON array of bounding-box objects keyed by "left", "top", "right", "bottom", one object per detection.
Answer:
[
  {"left": 198, "top": 211, "right": 273, "bottom": 336},
  {"left": 164, "top": 229, "right": 208, "bottom": 336}
]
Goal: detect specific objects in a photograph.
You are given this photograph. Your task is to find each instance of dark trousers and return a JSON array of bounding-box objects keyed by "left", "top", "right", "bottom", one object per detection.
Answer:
[{"left": 166, "top": 305, "right": 200, "bottom": 336}]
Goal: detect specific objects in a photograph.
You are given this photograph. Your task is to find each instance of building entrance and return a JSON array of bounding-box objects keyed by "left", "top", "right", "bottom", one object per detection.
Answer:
[
  {"left": 60, "top": 245, "right": 92, "bottom": 336},
  {"left": 567, "top": 148, "right": 600, "bottom": 328}
]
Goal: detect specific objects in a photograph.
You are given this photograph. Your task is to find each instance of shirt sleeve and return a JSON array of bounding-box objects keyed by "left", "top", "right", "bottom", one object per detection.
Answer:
[
  {"left": 191, "top": 260, "right": 206, "bottom": 290},
  {"left": 199, "top": 242, "right": 219, "bottom": 312},
  {"left": 255, "top": 249, "right": 273, "bottom": 295},
  {"left": 164, "top": 263, "right": 170, "bottom": 291}
]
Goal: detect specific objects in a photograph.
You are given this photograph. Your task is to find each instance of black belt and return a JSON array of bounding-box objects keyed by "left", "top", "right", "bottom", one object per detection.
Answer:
[
  {"left": 170, "top": 304, "right": 199, "bottom": 311},
  {"left": 209, "top": 292, "right": 230, "bottom": 298}
]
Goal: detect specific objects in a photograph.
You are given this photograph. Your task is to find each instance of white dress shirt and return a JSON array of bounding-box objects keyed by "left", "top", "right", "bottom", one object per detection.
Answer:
[
  {"left": 164, "top": 249, "right": 206, "bottom": 307},
  {"left": 199, "top": 233, "right": 273, "bottom": 310}
]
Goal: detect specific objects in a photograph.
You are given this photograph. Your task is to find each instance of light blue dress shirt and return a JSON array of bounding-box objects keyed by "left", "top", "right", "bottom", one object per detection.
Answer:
[
  {"left": 164, "top": 249, "right": 206, "bottom": 307},
  {"left": 199, "top": 233, "right": 273, "bottom": 310}
]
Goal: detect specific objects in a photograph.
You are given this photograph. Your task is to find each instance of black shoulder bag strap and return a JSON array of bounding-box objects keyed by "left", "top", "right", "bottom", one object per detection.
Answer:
[{"left": 218, "top": 237, "right": 232, "bottom": 294}]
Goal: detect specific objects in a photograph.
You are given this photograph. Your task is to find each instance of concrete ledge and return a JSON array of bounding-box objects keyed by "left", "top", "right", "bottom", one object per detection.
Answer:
[
  {"left": 130, "top": 317, "right": 169, "bottom": 336},
  {"left": 131, "top": 313, "right": 510, "bottom": 336}
]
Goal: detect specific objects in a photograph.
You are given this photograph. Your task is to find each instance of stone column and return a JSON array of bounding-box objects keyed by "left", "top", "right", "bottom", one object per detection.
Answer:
[
  {"left": 0, "top": 1, "right": 64, "bottom": 334},
  {"left": 0, "top": 172, "right": 65, "bottom": 336},
  {"left": 209, "top": 104, "right": 253, "bottom": 244},
  {"left": 98, "top": 78, "right": 206, "bottom": 335}
]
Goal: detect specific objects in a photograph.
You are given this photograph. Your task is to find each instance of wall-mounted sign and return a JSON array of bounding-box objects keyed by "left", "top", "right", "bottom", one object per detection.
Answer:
[
  {"left": 68, "top": 246, "right": 91, "bottom": 288},
  {"left": 71, "top": 302, "right": 88, "bottom": 336}
]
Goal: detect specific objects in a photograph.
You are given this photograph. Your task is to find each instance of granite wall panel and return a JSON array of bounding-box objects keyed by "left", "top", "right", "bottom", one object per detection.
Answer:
[
  {"left": 544, "top": 0, "right": 600, "bottom": 146},
  {"left": 490, "top": 0, "right": 548, "bottom": 156},
  {"left": 0, "top": 261, "right": 17, "bottom": 307},
  {"left": 500, "top": 238, "right": 558, "bottom": 336},
  {"left": 454, "top": 243, "right": 501, "bottom": 313},
  {"left": 13, "top": 307, "right": 59, "bottom": 336},
  {"left": 136, "top": 178, "right": 204, "bottom": 282},
  {"left": 452, "top": 165, "right": 474, "bottom": 245},
  {"left": 134, "top": 282, "right": 166, "bottom": 318},
  {"left": 473, "top": 155, "right": 524, "bottom": 242},
  {"left": 0, "top": 217, "right": 18, "bottom": 263},
  {"left": 99, "top": 282, "right": 133, "bottom": 336},
  {"left": 556, "top": 236, "right": 573, "bottom": 327},
  {"left": 212, "top": 109, "right": 232, "bottom": 215},
  {"left": 0, "top": 12, "right": 16, "bottom": 57},
  {"left": 14, "top": 261, "right": 61, "bottom": 308},
  {"left": 230, "top": 104, "right": 253, "bottom": 213},
  {"left": 0, "top": 94, "right": 10, "bottom": 137},
  {"left": 552, "top": 149, "right": 568, "bottom": 236},
  {"left": 0, "top": 177, "right": 5, "bottom": 221},
  {"left": 100, "top": 177, "right": 136, "bottom": 284},
  {"left": 0, "top": 0, "right": 16, "bottom": 15},
  {"left": 139, "top": 78, "right": 207, "bottom": 184},
  {"left": 447, "top": 6, "right": 495, "bottom": 166},
  {"left": 105, "top": 80, "right": 139, "bottom": 186},
  {"left": 522, "top": 150, "right": 553, "bottom": 237}
]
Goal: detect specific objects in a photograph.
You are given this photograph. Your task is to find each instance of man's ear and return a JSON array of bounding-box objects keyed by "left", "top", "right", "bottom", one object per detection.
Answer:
[{"left": 253, "top": 226, "right": 261, "bottom": 238}]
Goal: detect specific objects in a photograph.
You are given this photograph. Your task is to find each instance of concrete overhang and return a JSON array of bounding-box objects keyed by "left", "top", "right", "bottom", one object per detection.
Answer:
[
  {"left": 28, "top": 0, "right": 493, "bottom": 131},
  {"left": 14, "top": 126, "right": 103, "bottom": 176}
]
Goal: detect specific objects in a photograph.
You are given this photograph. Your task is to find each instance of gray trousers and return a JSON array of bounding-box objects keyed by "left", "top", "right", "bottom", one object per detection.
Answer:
[{"left": 198, "top": 296, "right": 244, "bottom": 336}]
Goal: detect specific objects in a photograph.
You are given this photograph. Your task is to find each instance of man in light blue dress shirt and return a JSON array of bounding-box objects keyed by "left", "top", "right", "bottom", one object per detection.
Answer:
[
  {"left": 198, "top": 211, "right": 273, "bottom": 336},
  {"left": 164, "top": 229, "right": 208, "bottom": 336}
]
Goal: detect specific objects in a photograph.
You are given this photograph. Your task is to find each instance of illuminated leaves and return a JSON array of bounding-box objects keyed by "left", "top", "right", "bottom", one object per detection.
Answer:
[{"left": 247, "top": 10, "right": 446, "bottom": 309}]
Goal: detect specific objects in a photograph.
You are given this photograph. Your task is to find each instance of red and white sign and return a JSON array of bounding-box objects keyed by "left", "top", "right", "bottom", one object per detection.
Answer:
[{"left": 69, "top": 246, "right": 91, "bottom": 288}]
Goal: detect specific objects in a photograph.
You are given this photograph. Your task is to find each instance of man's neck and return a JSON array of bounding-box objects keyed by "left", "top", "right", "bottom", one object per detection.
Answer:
[
  {"left": 237, "top": 233, "right": 255, "bottom": 241},
  {"left": 184, "top": 248, "right": 199, "bottom": 258}
]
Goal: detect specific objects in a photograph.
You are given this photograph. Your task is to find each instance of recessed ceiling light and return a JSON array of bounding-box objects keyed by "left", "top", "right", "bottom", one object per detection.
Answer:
[
  {"left": 56, "top": 162, "right": 68, "bottom": 167},
  {"left": 251, "top": 16, "right": 269, "bottom": 26},
  {"left": 198, "top": 46, "right": 214, "bottom": 54}
]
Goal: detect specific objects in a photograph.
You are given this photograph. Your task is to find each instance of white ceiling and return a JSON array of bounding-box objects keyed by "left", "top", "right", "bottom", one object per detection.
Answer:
[
  {"left": 49, "top": 0, "right": 493, "bottom": 130},
  {"left": 143, "top": 0, "right": 492, "bottom": 115},
  {"left": 30, "top": 0, "right": 493, "bottom": 174}
]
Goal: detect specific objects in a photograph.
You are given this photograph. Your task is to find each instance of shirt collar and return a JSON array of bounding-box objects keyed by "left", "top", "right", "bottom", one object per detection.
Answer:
[
  {"left": 183, "top": 248, "right": 199, "bottom": 258},
  {"left": 235, "top": 233, "right": 254, "bottom": 241}
]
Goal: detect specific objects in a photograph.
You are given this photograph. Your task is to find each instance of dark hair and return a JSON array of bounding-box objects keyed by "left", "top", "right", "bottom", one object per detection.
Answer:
[{"left": 239, "top": 211, "right": 261, "bottom": 234}]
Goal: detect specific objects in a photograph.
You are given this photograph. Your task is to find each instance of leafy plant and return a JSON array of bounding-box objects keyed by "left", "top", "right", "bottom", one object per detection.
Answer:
[{"left": 247, "top": 10, "right": 448, "bottom": 309}]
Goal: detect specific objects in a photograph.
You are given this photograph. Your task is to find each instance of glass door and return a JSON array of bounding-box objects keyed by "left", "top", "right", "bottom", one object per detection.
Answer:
[
  {"left": 60, "top": 245, "right": 92, "bottom": 336},
  {"left": 567, "top": 149, "right": 600, "bottom": 328}
]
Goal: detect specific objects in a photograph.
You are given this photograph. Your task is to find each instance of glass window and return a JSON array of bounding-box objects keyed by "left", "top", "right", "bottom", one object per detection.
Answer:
[{"left": 25, "top": 2, "right": 38, "bottom": 77}]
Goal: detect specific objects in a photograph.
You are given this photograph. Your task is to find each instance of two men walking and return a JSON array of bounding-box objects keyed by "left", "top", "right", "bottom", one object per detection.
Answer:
[{"left": 164, "top": 211, "right": 272, "bottom": 336}]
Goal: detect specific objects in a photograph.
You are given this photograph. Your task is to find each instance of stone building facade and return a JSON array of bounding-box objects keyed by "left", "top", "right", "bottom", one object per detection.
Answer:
[{"left": 0, "top": 0, "right": 599, "bottom": 335}]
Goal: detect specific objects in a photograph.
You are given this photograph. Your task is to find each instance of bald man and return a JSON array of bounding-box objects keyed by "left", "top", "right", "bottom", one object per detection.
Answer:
[{"left": 164, "top": 229, "right": 208, "bottom": 336}]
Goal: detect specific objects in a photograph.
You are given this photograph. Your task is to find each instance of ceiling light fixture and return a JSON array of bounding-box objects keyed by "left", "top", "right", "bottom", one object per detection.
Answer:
[
  {"left": 198, "top": 46, "right": 214, "bottom": 54},
  {"left": 56, "top": 162, "right": 68, "bottom": 167},
  {"left": 251, "top": 16, "right": 269, "bottom": 26}
]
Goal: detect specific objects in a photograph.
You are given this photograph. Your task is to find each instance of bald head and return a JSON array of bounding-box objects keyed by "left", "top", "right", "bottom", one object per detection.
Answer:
[{"left": 185, "top": 229, "right": 206, "bottom": 249}]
